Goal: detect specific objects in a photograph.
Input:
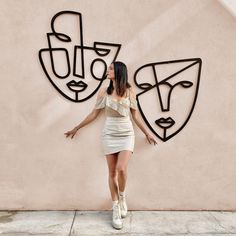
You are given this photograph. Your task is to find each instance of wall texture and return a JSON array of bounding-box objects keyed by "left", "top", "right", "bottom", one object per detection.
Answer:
[{"left": 1, "top": 0, "right": 236, "bottom": 210}]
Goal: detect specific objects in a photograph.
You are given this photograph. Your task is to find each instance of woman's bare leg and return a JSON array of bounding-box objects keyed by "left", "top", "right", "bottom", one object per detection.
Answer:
[
  {"left": 116, "top": 150, "right": 132, "bottom": 192},
  {"left": 106, "top": 153, "right": 119, "bottom": 201}
]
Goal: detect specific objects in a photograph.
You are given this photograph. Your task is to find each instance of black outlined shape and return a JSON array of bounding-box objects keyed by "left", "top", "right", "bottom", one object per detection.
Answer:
[
  {"left": 38, "top": 10, "right": 121, "bottom": 102},
  {"left": 134, "top": 58, "right": 202, "bottom": 141}
]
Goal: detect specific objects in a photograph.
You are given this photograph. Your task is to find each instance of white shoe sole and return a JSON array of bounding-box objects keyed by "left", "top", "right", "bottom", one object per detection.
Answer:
[
  {"left": 121, "top": 211, "right": 127, "bottom": 218},
  {"left": 112, "top": 221, "right": 123, "bottom": 229}
]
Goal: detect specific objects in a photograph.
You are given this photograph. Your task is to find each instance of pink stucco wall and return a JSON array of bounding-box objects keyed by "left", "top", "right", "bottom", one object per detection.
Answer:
[{"left": 1, "top": 0, "right": 236, "bottom": 210}]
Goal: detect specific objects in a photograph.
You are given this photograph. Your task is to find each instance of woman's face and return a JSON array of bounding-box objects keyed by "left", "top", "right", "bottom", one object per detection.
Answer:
[{"left": 106, "top": 63, "right": 115, "bottom": 80}]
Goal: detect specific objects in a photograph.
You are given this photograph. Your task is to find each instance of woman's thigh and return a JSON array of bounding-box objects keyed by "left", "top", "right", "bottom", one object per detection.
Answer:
[
  {"left": 116, "top": 150, "right": 132, "bottom": 171},
  {"left": 106, "top": 152, "right": 119, "bottom": 176}
]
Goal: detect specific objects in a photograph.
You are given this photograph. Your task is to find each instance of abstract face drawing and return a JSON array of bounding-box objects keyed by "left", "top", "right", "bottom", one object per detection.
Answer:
[
  {"left": 134, "top": 58, "right": 202, "bottom": 141},
  {"left": 38, "top": 11, "right": 121, "bottom": 102}
]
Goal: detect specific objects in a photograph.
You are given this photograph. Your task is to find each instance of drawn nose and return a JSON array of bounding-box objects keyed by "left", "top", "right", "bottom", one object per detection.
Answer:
[{"left": 157, "top": 84, "right": 170, "bottom": 112}]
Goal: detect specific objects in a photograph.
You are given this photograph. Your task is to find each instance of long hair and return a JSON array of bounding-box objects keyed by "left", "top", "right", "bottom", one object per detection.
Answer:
[{"left": 107, "top": 61, "right": 131, "bottom": 97}]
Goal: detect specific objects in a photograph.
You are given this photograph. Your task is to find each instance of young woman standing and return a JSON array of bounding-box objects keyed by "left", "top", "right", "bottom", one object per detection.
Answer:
[{"left": 64, "top": 61, "right": 157, "bottom": 230}]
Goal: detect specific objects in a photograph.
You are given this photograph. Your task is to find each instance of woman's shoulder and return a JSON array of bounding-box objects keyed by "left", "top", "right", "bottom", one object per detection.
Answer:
[
  {"left": 96, "top": 86, "right": 107, "bottom": 99},
  {"left": 128, "top": 86, "right": 136, "bottom": 97}
]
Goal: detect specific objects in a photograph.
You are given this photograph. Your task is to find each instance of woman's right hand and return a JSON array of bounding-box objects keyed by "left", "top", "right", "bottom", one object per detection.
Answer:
[{"left": 64, "top": 127, "right": 79, "bottom": 139}]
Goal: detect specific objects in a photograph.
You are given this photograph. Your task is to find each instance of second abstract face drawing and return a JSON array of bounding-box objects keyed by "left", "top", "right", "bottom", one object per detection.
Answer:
[{"left": 134, "top": 58, "right": 202, "bottom": 141}]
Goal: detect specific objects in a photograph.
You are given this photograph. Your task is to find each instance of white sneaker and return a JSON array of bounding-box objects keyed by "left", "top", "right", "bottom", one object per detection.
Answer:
[
  {"left": 119, "top": 195, "right": 128, "bottom": 218},
  {"left": 112, "top": 203, "right": 123, "bottom": 229}
]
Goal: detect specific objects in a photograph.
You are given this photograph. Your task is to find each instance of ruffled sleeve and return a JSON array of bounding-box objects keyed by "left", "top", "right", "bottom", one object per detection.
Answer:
[
  {"left": 94, "top": 94, "right": 106, "bottom": 109},
  {"left": 130, "top": 97, "right": 138, "bottom": 110}
]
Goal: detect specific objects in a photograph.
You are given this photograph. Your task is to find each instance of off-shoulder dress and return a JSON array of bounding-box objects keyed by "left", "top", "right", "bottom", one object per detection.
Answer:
[{"left": 94, "top": 87, "right": 138, "bottom": 155}]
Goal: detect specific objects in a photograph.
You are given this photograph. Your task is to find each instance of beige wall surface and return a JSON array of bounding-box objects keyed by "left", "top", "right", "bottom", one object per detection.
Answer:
[{"left": 1, "top": 0, "right": 236, "bottom": 210}]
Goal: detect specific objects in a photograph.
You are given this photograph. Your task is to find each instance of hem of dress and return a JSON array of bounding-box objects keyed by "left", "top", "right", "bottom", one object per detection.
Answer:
[{"left": 104, "top": 149, "right": 134, "bottom": 155}]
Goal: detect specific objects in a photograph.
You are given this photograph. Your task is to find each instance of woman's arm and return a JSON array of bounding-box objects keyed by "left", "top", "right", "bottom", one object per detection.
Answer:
[
  {"left": 130, "top": 109, "right": 149, "bottom": 136},
  {"left": 64, "top": 109, "right": 101, "bottom": 139},
  {"left": 64, "top": 88, "right": 105, "bottom": 139},
  {"left": 74, "top": 88, "right": 106, "bottom": 131},
  {"left": 74, "top": 109, "right": 101, "bottom": 131},
  {"left": 130, "top": 88, "right": 158, "bottom": 145}
]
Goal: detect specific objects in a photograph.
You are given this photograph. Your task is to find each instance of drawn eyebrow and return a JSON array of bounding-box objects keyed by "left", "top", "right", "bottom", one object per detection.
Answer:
[
  {"left": 159, "top": 80, "right": 193, "bottom": 88},
  {"left": 169, "top": 81, "right": 193, "bottom": 103},
  {"left": 157, "top": 80, "right": 193, "bottom": 111}
]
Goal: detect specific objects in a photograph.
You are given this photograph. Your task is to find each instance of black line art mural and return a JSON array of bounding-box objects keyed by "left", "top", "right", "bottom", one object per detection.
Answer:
[
  {"left": 38, "top": 10, "right": 202, "bottom": 142},
  {"left": 38, "top": 10, "right": 121, "bottom": 102},
  {"left": 134, "top": 58, "right": 202, "bottom": 142}
]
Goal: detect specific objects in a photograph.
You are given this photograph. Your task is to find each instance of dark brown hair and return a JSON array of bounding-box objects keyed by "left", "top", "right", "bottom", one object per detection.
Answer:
[{"left": 107, "top": 61, "right": 131, "bottom": 97}]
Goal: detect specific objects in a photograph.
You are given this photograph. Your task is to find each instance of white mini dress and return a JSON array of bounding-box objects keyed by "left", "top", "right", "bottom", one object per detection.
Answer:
[{"left": 94, "top": 88, "right": 138, "bottom": 155}]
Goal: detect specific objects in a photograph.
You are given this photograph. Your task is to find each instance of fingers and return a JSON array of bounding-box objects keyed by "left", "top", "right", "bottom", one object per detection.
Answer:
[
  {"left": 152, "top": 139, "right": 158, "bottom": 145},
  {"left": 147, "top": 135, "right": 158, "bottom": 146},
  {"left": 64, "top": 130, "right": 76, "bottom": 139},
  {"left": 151, "top": 137, "right": 157, "bottom": 145},
  {"left": 146, "top": 136, "right": 151, "bottom": 144},
  {"left": 64, "top": 132, "right": 71, "bottom": 138}
]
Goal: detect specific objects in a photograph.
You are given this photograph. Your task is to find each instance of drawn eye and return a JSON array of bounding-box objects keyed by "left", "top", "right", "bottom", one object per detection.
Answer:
[
  {"left": 178, "top": 81, "right": 193, "bottom": 88},
  {"left": 139, "top": 83, "right": 152, "bottom": 90}
]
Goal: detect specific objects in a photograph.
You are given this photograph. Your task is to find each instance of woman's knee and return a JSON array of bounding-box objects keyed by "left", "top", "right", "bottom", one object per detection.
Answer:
[
  {"left": 116, "top": 165, "right": 127, "bottom": 173},
  {"left": 109, "top": 170, "right": 118, "bottom": 178}
]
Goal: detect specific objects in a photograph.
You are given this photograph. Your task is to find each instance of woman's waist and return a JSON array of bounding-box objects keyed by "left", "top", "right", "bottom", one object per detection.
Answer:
[
  {"left": 103, "top": 116, "right": 134, "bottom": 133},
  {"left": 105, "top": 116, "right": 131, "bottom": 122}
]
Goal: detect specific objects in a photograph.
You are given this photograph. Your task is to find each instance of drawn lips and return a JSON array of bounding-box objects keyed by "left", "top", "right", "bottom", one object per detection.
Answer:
[
  {"left": 155, "top": 117, "right": 175, "bottom": 129},
  {"left": 67, "top": 80, "right": 88, "bottom": 92}
]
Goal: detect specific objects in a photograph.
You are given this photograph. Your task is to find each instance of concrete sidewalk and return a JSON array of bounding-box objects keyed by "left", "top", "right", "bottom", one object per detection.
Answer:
[{"left": 0, "top": 210, "right": 236, "bottom": 235}]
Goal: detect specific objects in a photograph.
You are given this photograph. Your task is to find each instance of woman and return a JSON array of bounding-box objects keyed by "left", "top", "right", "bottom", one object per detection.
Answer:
[{"left": 64, "top": 61, "right": 157, "bottom": 230}]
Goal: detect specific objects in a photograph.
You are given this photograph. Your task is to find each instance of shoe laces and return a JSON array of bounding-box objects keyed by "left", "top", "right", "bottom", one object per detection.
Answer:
[{"left": 113, "top": 204, "right": 121, "bottom": 220}]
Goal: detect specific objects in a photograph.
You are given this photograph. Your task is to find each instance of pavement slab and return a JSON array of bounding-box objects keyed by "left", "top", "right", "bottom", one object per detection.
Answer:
[{"left": 0, "top": 210, "right": 236, "bottom": 236}]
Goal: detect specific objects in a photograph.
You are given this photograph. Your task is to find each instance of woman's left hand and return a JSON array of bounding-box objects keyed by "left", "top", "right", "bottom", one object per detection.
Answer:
[{"left": 145, "top": 133, "right": 158, "bottom": 145}]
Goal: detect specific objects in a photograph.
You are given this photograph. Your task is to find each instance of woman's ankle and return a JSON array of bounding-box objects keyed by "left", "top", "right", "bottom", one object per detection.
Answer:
[{"left": 112, "top": 200, "right": 119, "bottom": 207}]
